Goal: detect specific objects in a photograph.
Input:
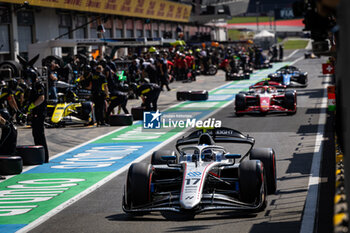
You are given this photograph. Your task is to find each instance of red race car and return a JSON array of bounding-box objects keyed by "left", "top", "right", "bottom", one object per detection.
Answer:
[
  {"left": 249, "top": 80, "right": 287, "bottom": 89},
  {"left": 235, "top": 85, "right": 297, "bottom": 116}
]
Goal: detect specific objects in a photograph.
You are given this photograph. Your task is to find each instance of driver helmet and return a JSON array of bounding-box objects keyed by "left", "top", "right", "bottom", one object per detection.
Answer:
[
  {"left": 201, "top": 149, "right": 214, "bottom": 162},
  {"left": 8, "top": 79, "right": 18, "bottom": 91}
]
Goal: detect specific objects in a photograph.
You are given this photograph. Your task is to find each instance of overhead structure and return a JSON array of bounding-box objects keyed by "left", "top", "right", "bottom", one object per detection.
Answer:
[{"left": 190, "top": 0, "right": 250, "bottom": 23}]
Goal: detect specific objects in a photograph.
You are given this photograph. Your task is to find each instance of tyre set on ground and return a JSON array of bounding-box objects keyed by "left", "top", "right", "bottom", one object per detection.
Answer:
[
  {"left": 0, "top": 145, "right": 47, "bottom": 176},
  {"left": 225, "top": 72, "right": 250, "bottom": 81},
  {"left": 131, "top": 106, "right": 146, "bottom": 121},
  {"left": 108, "top": 114, "right": 133, "bottom": 126},
  {"left": 176, "top": 90, "right": 209, "bottom": 101}
]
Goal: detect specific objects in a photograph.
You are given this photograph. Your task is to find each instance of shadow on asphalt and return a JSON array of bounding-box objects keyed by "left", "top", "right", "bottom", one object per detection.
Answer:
[
  {"left": 249, "top": 220, "right": 300, "bottom": 233},
  {"left": 106, "top": 211, "right": 257, "bottom": 222}
]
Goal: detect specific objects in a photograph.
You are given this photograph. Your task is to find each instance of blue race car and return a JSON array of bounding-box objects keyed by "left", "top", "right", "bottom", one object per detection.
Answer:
[{"left": 267, "top": 65, "right": 308, "bottom": 87}]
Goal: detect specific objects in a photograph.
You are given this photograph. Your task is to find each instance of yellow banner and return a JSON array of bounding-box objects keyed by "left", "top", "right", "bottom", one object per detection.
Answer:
[{"left": 2, "top": 0, "right": 192, "bottom": 22}]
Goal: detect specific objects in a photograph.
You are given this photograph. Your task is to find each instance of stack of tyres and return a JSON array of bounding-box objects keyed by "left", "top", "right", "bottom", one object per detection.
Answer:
[
  {"left": 131, "top": 107, "right": 145, "bottom": 120},
  {"left": 225, "top": 72, "right": 250, "bottom": 81},
  {"left": 109, "top": 114, "right": 133, "bottom": 126},
  {"left": 176, "top": 90, "right": 208, "bottom": 101},
  {"left": 16, "top": 145, "right": 45, "bottom": 165}
]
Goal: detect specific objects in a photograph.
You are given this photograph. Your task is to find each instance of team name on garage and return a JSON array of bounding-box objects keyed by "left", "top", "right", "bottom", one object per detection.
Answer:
[{"left": 162, "top": 118, "right": 222, "bottom": 128}]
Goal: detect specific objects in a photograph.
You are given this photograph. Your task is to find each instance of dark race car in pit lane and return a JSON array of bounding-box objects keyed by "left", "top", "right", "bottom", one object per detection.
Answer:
[
  {"left": 235, "top": 85, "right": 297, "bottom": 116},
  {"left": 122, "top": 127, "right": 277, "bottom": 215},
  {"left": 267, "top": 65, "right": 308, "bottom": 87}
]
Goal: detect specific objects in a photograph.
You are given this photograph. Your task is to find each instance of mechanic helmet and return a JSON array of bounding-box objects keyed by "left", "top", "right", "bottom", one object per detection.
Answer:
[
  {"left": 99, "top": 58, "right": 107, "bottom": 68},
  {"left": 122, "top": 83, "right": 129, "bottom": 92},
  {"left": 8, "top": 78, "right": 18, "bottom": 91},
  {"left": 84, "top": 65, "right": 92, "bottom": 73},
  {"left": 24, "top": 68, "right": 38, "bottom": 84},
  {"left": 149, "top": 47, "right": 157, "bottom": 53},
  {"left": 90, "top": 59, "right": 98, "bottom": 68},
  {"left": 201, "top": 149, "right": 214, "bottom": 162},
  {"left": 107, "top": 61, "right": 116, "bottom": 72},
  {"left": 129, "top": 82, "right": 138, "bottom": 93}
]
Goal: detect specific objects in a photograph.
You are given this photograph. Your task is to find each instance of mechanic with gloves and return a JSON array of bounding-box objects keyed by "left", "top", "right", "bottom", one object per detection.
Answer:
[
  {"left": 25, "top": 69, "right": 49, "bottom": 162},
  {"left": 0, "top": 79, "right": 23, "bottom": 124},
  {"left": 105, "top": 90, "right": 129, "bottom": 123},
  {"left": 0, "top": 110, "right": 17, "bottom": 156},
  {"left": 135, "top": 81, "right": 161, "bottom": 111},
  {"left": 91, "top": 65, "right": 109, "bottom": 126}
]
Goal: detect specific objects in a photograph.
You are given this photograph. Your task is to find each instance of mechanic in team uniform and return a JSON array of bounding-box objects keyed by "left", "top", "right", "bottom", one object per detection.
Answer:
[
  {"left": 105, "top": 90, "right": 129, "bottom": 123},
  {"left": 0, "top": 80, "right": 18, "bottom": 156},
  {"left": 26, "top": 69, "right": 49, "bottom": 162},
  {"left": 91, "top": 65, "right": 109, "bottom": 126},
  {"left": 135, "top": 82, "right": 161, "bottom": 111}
]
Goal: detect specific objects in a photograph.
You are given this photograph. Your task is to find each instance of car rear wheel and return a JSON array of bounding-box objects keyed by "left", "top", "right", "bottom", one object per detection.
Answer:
[
  {"left": 284, "top": 91, "right": 297, "bottom": 114},
  {"left": 235, "top": 93, "right": 246, "bottom": 111},
  {"left": 250, "top": 148, "right": 277, "bottom": 195},
  {"left": 239, "top": 160, "right": 267, "bottom": 211},
  {"left": 126, "top": 163, "right": 153, "bottom": 208}
]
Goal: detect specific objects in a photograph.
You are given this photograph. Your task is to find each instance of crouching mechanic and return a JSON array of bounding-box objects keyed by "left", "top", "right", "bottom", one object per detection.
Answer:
[
  {"left": 106, "top": 90, "right": 129, "bottom": 121},
  {"left": 136, "top": 82, "right": 161, "bottom": 111}
]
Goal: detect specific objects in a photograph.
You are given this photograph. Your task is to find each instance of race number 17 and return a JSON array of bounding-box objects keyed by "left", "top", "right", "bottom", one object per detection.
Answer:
[{"left": 186, "top": 178, "right": 200, "bottom": 185}]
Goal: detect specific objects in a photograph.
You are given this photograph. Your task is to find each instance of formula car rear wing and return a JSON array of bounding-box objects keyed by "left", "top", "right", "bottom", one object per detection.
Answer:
[{"left": 176, "top": 127, "right": 255, "bottom": 149}]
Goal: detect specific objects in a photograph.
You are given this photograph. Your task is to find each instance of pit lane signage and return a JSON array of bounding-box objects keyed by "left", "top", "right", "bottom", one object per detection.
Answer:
[
  {"left": 1, "top": 0, "right": 192, "bottom": 22},
  {"left": 0, "top": 62, "right": 290, "bottom": 233}
]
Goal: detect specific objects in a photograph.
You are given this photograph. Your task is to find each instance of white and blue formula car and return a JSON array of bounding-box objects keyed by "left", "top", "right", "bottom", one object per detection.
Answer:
[
  {"left": 268, "top": 65, "right": 308, "bottom": 87},
  {"left": 122, "top": 127, "right": 277, "bottom": 215}
]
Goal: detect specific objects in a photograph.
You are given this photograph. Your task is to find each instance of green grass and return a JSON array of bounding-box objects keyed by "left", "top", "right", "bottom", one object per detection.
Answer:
[
  {"left": 283, "top": 40, "right": 308, "bottom": 50},
  {"left": 228, "top": 29, "right": 241, "bottom": 41},
  {"left": 228, "top": 16, "right": 273, "bottom": 24}
]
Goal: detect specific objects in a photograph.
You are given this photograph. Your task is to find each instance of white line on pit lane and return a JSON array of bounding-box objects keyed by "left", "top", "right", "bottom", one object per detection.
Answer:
[
  {"left": 299, "top": 75, "right": 329, "bottom": 233},
  {"left": 17, "top": 57, "right": 303, "bottom": 233},
  {"left": 284, "top": 49, "right": 300, "bottom": 61}
]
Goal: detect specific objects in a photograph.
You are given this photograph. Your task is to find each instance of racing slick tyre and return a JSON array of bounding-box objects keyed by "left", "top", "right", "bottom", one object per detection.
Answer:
[
  {"left": 284, "top": 91, "right": 297, "bottom": 114},
  {"left": 235, "top": 93, "right": 246, "bottom": 114},
  {"left": 177, "top": 91, "right": 190, "bottom": 101},
  {"left": 250, "top": 148, "right": 277, "bottom": 195},
  {"left": 0, "top": 156, "right": 23, "bottom": 175},
  {"left": 126, "top": 163, "right": 153, "bottom": 208},
  {"left": 298, "top": 75, "right": 308, "bottom": 85},
  {"left": 151, "top": 150, "right": 178, "bottom": 165},
  {"left": 239, "top": 160, "right": 267, "bottom": 211},
  {"left": 0, "top": 60, "right": 22, "bottom": 78},
  {"left": 208, "top": 65, "right": 218, "bottom": 76},
  {"left": 15, "top": 145, "right": 45, "bottom": 165},
  {"left": 188, "top": 91, "right": 208, "bottom": 101},
  {"left": 109, "top": 114, "right": 133, "bottom": 126},
  {"left": 131, "top": 107, "right": 145, "bottom": 121}
]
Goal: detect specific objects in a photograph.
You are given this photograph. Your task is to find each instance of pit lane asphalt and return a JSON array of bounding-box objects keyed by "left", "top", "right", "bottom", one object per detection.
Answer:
[{"left": 25, "top": 50, "right": 331, "bottom": 233}]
